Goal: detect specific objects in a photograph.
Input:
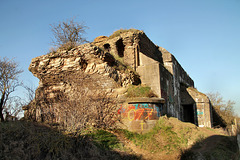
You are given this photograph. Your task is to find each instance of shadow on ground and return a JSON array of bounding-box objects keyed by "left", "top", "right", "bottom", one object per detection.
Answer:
[
  {"left": 0, "top": 121, "right": 140, "bottom": 160},
  {"left": 180, "top": 135, "right": 239, "bottom": 160}
]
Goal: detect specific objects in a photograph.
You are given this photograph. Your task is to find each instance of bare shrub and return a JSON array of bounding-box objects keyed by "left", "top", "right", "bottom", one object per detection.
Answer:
[
  {"left": 207, "top": 92, "right": 237, "bottom": 129},
  {"left": 50, "top": 18, "right": 88, "bottom": 50},
  {"left": 27, "top": 73, "right": 119, "bottom": 132},
  {"left": 54, "top": 91, "right": 118, "bottom": 132},
  {"left": 4, "top": 97, "right": 25, "bottom": 121},
  {"left": 0, "top": 57, "right": 23, "bottom": 121}
]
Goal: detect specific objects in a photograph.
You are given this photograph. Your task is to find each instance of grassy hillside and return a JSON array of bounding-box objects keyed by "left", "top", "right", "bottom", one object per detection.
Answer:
[
  {"left": 117, "top": 117, "right": 239, "bottom": 160},
  {"left": 0, "top": 117, "right": 239, "bottom": 160},
  {"left": 0, "top": 121, "right": 138, "bottom": 160}
]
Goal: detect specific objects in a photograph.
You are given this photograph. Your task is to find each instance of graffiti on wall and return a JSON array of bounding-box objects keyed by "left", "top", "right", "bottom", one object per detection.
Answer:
[
  {"left": 118, "top": 103, "right": 161, "bottom": 121},
  {"left": 197, "top": 109, "right": 204, "bottom": 121},
  {"left": 197, "top": 110, "right": 203, "bottom": 115}
]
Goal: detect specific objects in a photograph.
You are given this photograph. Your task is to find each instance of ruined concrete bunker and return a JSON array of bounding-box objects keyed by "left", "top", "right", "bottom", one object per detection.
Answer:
[
  {"left": 93, "top": 30, "right": 213, "bottom": 129},
  {"left": 24, "top": 29, "right": 213, "bottom": 132}
]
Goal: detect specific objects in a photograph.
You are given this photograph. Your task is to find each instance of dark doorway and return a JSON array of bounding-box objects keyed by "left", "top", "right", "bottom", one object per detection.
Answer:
[
  {"left": 116, "top": 38, "right": 124, "bottom": 57},
  {"left": 103, "top": 43, "right": 111, "bottom": 52},
  {"left": 183, "top": 105, "right": 195, "bottom": 124}
]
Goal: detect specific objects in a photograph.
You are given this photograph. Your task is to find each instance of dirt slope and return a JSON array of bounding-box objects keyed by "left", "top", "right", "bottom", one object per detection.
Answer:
[
  {"left": 1, "top": 118, "right": 239, "bottom": 160},
  {"left": 115, "top": 117, "right": 239, "bottom": 160}
]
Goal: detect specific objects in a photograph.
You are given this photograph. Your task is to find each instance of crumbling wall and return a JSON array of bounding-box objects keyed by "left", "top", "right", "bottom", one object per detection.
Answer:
[
  {"left": 93, "top": 30, "right": 212, "bottom": 128},
  {"left": 93, "top": 31, "right": 138, "bottom": 69},
  {"left": 25, "top": 29, "right": 213, "bottom": 130},
  {"left": 25, "top": 43, "right": 141, "bottom": 124},
  {"left": 93, "top": 30, "right": 163, "bottom": 70}
]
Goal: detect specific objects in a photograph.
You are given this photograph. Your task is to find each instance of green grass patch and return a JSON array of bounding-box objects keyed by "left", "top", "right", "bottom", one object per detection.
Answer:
[
  {"left": 179, "top": 127, "right": 192, "bottom": 146},
  {"left": 206, "top": 127, "right": 215, "bottom": 132},
  {"left": 87, "top": 129, "right": 123, "bottom": 150},
  {"left": 120, "top": 118, "right": 188, "bottom": 153},
  {"left": 126, "top": 85, "right": 156, "bottom": 98}
]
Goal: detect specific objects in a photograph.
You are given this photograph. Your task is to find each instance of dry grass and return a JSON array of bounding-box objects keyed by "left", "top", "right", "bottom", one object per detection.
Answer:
[
  {"left": 126, "top": 85, "right": 157, "bottom": 98},
  {"left": 120, "top": 117, "right": 238, "bottom": 160},
  {"left": 0, "top": 121, "right": 140, "bottom": 160},
  {"left": 109, "top": 29, "right": 140, "bottom": 39},
  {"left": 1, "top": 116, "right": 238, "bottom": 160}
]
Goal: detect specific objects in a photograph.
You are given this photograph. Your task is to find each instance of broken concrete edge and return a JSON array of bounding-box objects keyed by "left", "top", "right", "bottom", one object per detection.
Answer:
[
  {"left": 108, "top": 29, "right": 142, "bottom": 40},
  {"left": 187, "top": 87, "right": 207, "bottom": 97},
  {"left": 118, "top": 97, "right": 165, "bottom": 104},
  {"left": 187, "top": 87, "right": 210, "bottom": 103},
  {"left": 93, "top": 29, "right": 142, "bottom": 43},
  {"left": 26, "top": 28, "right": 214, "bottom": 131}
]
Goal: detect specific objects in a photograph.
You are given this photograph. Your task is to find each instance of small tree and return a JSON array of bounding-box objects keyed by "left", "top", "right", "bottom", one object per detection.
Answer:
[
  {"left": 50, "top": 18, "right": 88, "bottom": 50},
  {"left": 0, "top": 57, "right": 23, "bottom": 121},
  {"left": 208, "top": 92, "right": 236, "bottom": 128},
  {"left": 4, "top": 96, "right": 25, "bottom": 120}
]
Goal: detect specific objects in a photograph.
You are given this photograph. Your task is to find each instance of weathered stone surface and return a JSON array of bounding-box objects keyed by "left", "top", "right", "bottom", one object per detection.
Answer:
[
  {"left": 92, "top": 29, "right": 213, "bottom": 128},
  {"left": 25, "top": 29, "right": 213, "bottom": 130},
  {"left": 186, "top": 87, "right": 212, "bottom": 128},
  {"left": 93, "top": 36, "right": 108, "bottom": 42},
  {"left": 25, "top": 41, "right": 141, "bottom": 124}
]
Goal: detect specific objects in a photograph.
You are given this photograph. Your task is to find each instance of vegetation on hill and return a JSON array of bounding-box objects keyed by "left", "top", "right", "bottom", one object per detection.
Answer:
[
  {"left": 50, "top": 18, "right": 88, "bottom": 51},
  {"left": 1, "top": 117, "right": 238, "bottom": 160},
  {"left": 0, "top": 57, "right": 24, "bottom": 122},
  {"left": 208, "top": 92, "right": 239, "bottom": 130},
  {"left": 108, "top": 29, "right": 140, "bottom": 39},
  {"left": 119, "top": 117, "right": 239, "bottom": 160},
  {"left": 126, "top": 85, "right": 157, "bottom": 98},
  {"left": 2, "top": 21, "right": 239, "bottom": 159},
  {"left": 0, "top": 121, "right": 139, "bottom": 160}
]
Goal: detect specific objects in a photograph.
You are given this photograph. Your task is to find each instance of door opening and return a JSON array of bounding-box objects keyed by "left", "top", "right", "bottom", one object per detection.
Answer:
[{"left": 183, "top": 104, "right": 195, "bottom": 124}]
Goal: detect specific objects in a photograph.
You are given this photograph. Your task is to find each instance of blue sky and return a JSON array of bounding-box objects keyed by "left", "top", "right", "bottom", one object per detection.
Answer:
[{"left": 1, "top": 0, "right": 240, "bottom": 115}]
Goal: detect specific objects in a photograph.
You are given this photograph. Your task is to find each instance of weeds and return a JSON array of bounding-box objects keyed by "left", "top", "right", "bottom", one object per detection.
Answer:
[
  {"left": 121, "top": 117, "right": 186, "bottom": 153},
  {"left": 87, "top": 129, "right": 123, "bottom": 150},
  {"left": 126, "top": 85, "right": 156, "bottom": 98},
  {"left": 109, "top": 29, "right": 140, "bottom": 39},
  {"left": 48, "top": 47, "right": 57, "bottom": 54},
  {"left": 179, "top": 127, "right": 191, "bottom": 146},
  {"left": 192, "top": 134, "right": 205, "bottom": 149},
  {"left": 59, "top": 41, "right": 78, "bottom": 51},
  {"left": 0, "top": 121, "right": 139, "bottom": 159},
  {"left": 0, "top": 121, "right": 72, "bottom": 159}
]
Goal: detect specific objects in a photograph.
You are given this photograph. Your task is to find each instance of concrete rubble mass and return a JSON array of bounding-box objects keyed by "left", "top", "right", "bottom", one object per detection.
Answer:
[{"left": 24, "top": 29, "right": 213, "bottom": 131}]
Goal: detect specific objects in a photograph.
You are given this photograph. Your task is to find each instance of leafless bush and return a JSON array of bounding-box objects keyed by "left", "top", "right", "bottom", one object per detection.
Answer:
[
  {"left": 53, "top": 90, "right": 119, "bottom": 132},
  {"left": 0, "top": 57, "right": 23, "bottom": 121},
  {"left": 50, "top": 18, "right": 88, "bottom": 50},
  {"left": 208, "top": 92, "right": 237, "bottom": 129},
  {"left": 27, "top": 73, "right": 120, "bottom": 132},
  {"left": 3, "top": 97, "right": 25, "bottom": 120}
]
